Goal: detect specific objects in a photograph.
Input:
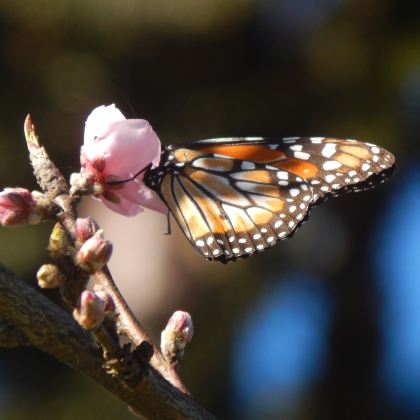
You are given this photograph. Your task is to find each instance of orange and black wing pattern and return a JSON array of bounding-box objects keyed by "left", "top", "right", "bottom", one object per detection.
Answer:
[
  {"left": 145, "top": 137, "right": 395, "bottom": 262},
  {"left": 182, "top": 137, "right": 395, "bottom": 204}
]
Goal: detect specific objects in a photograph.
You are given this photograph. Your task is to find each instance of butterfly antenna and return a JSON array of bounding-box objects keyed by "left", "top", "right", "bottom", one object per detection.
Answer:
[{"left": 111, "top": 79, "right": 137, "bottom": 118}]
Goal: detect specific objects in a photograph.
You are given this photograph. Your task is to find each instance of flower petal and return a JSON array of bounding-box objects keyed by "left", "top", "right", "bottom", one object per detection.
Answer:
[
  {"left": 99, "top": 119, "right": 161, "bottom": 178},
  {"left": 117, "top": 180, "right": 167, "bottom": 214},
  {"left": 84, "top": 104, "right": 125, "bottom": 147},
  {"left": 99, "top": 194, "right": 144, "bottom": 217}
]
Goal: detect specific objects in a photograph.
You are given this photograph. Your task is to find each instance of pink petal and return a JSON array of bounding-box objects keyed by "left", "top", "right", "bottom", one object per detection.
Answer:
[
  {"left": 99, "top": 119, "right": 161, "bottom": 178},
  {"left": 99, "top": 194, "right": 144, "bottom": 217},
  {"left": 117, "top": 180, "right": 167, "bottom": 214},
  {"left": 84, "top": 104, "right": 125, "bottom": 147}
]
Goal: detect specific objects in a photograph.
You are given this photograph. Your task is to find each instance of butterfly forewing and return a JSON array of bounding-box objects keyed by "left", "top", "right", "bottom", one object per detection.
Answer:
[
  {"left": 184, "top": 137, "right": 395, "bottom": 204},
  {"left": 151, "top": 149, "right": 312, "bottom": 262}
]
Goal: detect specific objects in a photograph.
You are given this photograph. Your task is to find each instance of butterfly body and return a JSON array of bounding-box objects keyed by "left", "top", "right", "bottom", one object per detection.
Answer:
[{"left": 144, "top": 137, "right": 395, "bottom": 263}]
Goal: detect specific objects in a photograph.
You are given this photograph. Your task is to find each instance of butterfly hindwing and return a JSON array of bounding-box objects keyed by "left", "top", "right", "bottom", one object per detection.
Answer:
[{"left": 154, "top": 150, "right": 312, "bottom": 262}]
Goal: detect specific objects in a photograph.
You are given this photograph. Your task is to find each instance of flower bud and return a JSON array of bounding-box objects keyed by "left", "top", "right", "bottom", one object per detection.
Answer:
[
  {"left": 94, "top": 290, "right": 116, "bottom": 319},
  {"left": 0, "top": 188, "right": 51, "bottom": 226},
  {"left": 73, "top": 290, "right": 105, "bottom": 330},
  {"left": 75, "top": 233, "right": 112, "bottom": 273},
  {"left": 75, "top": 217, "right": 99, "bottom": 244},
  {"left": 161, "top": 311, "right": 193, "bottom": 365},
  {"left": 37, "top": 264, "right": 66, "bottom": 288},
  {"left": 48, "top": 223, "right": 69, "bottom": 256}
]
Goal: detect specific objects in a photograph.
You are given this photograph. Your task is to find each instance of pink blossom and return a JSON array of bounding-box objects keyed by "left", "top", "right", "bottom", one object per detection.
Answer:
[{"left": 81, "top": 104, "right": 167, "bottom": 216}]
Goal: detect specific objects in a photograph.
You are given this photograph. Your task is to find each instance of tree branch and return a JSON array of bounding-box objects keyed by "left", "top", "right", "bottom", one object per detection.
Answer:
[
  {"left": 95, "top": 267, "right": 189, "bottom": 394},
  {"left": 0, "top": 317, "right": 29, "bottom": 347},
  {"left": 0, "top": 264, "right": 215, "bottom": 419}
]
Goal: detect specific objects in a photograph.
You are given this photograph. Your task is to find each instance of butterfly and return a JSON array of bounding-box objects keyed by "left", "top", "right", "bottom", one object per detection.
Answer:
[{"left": 143, "top": 137, "right": 395, "bottom": 263}]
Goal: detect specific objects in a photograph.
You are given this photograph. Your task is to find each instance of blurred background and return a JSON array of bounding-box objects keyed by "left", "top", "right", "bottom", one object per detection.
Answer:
[{"left": 0, "top": 0, "right": 418, "bottom": 419}]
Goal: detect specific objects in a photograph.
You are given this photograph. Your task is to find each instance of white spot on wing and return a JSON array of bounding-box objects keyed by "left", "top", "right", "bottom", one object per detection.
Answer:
[
  {"left": 323, "top": 160, "right": 342, "bottom": 170},
  {"left": 322, "top": 143, "right": 336, "bottom": 158},
  {"left": 294, "top": 151, "right": 310, "bottom": 160},
  {"left": 277, "top": 171, "right": 289, "bottom": 180},
  {"left": 241, "top": 161, "right": 256, "bottom": 170},
  {"left": 290, "top": 145, "right": 302, "bottom": 152}
]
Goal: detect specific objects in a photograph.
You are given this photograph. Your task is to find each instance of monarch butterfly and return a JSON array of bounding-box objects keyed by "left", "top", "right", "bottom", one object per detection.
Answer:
[{"left": 143, "top": 137, "right": 395, "bottom": 263}]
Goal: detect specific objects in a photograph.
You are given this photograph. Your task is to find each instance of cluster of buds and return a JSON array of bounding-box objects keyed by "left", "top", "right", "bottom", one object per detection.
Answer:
[
  {"left": 0, "top": 188, "right": 51, "bottom": 227},
  {"left": 73, "top": 289, "right": 115, "bottom": 330},
  {"left": 161, "top": 311, "right": 193, "bottom": 367}
]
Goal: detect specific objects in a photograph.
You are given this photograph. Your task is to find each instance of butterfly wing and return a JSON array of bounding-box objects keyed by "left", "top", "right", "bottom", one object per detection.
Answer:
[
  {"left": 149, "top": 149, "right": 313, "bottom": 262},
  {"left": 145, "top": 137, "right": 395, "bottom": 263},
  {"left": 181, "top": 137, "right": 395, "bottom": 203}
]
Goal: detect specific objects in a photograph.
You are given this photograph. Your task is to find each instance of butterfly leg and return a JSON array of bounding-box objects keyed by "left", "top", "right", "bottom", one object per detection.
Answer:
[{"left": 164, "top": 211, "right": 172, "bottom": 235}]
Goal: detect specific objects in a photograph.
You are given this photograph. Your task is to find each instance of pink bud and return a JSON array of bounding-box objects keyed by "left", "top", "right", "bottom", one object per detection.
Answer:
[
  {"left": 80, "top": 104, "right": 167, "bottom": 216},
  {"left": 75, "top": 217, "right": 99, "bottom": 243},
  {"left": 0, "top": 188, "right": 52, "bottom": 227},
  {"left": 0, "top": 188, "right": 34, "bottom": 226},
  {"left": 75, "top": 234, "right": 113, "bottom": 273},
  {"left": 94, "top": 290, "right": 116, "bottom": 318},
  {"left": 73, "top": 290, "right": 105, "bottom": 330},
  {"left": 166, "top": 311, "right": 194, "bottom": 343},
  {"left": 161, "top": 311, "right": 193, "bottom": 365}
]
